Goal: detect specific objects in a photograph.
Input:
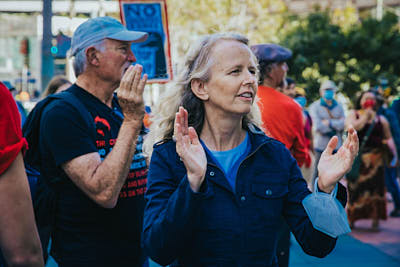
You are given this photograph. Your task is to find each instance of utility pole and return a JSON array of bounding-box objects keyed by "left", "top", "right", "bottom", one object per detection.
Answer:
[{"left": 41, "top": 0, "right": 54, "bottom": 91}]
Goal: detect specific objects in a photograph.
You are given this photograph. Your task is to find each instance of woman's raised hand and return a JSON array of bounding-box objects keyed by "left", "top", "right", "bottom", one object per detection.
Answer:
[
  {"left": 174, "top": 107, "right": 207, "bottom": 192},
  {"left": 317, "top": 126, "right": 359, "bottom": 193}
]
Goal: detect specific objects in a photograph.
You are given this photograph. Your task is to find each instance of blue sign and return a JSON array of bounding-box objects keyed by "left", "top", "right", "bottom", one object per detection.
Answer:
[{"left": 121, "top": 1, "right": 172, "bottom": 82}]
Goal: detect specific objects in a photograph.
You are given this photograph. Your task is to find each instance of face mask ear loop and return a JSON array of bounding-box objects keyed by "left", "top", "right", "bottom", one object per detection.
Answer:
[{"left": 314, "top": 177, "right": 338, "bottom": 198}]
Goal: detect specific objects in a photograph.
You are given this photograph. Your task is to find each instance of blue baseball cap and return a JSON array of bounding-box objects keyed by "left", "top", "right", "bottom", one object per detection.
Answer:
[
  {"left": 70, "top": 16, "right": 148, "bottom": 56},
  {"left": 250, "top": 43, "right": 292, "bottom": 63}
]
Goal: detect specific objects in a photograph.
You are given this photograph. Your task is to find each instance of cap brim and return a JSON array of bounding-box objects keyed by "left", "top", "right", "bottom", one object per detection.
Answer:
[{"left": 107, "top": 30, "right": 148, "bottom": 43}]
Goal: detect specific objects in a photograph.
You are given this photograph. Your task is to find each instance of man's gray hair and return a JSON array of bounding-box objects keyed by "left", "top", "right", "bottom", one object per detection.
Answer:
[{"left": 72, "top": 39, "right": 106, "bottom": 77}]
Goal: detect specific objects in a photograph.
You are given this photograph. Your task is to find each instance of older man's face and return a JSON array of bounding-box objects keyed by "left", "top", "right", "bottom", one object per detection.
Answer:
[{"left": 97, "top": 39, "right": 137, "bottom": 85}]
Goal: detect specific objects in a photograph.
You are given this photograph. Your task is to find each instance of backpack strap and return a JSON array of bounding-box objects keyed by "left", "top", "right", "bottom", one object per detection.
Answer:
[
  {"left": 50, "top": 91, "right": 93, "bottom": 130},
  {"left": 358, "top": 115, "right": 377, "bottom": 154},
  {"left": 23, "top": 90, "right": 94, "bottom": 167},
  {"left": 23, "top": 97, "right": 57, "bottom": 166}
]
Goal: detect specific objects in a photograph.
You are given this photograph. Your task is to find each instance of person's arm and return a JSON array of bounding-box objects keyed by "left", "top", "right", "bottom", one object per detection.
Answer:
[
  {"left": 0, "top": 153, "right": 44, "bottom": 267},
  {"left": 292, "top": 106, "right": 310, "bottom": 167},
  {"left": 328, "top": 106, "right": 345, "bottom": 131},
  {"left": 284, "top": 151, "right": 338, "bottom": 258},
  {"left": 386, "top": 108, "right": 400, "bottom": 152},
  {"left": 62, "top": 65, "right": 147, "bottom": 208},
  {"left": 310, "top": 104, "right": 334, "bottom": 134},
  {"left": 381, "top": 115, "right": 398, "bottom": 167}
]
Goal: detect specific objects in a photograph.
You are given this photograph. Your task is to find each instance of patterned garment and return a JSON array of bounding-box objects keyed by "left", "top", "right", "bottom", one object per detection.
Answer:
[{"left": 347, "top": 114, "right": 387, "bottom": 223}]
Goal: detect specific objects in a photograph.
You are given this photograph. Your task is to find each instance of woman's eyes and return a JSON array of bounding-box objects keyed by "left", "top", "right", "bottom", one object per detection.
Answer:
[{"left": 229, "top": 68, "right": 256, "bottom": 75}]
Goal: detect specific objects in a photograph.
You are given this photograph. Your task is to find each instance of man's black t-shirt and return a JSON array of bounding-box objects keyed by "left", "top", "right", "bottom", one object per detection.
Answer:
[{"left": 39, "top": 85, "right": 147, "bottom": 267}]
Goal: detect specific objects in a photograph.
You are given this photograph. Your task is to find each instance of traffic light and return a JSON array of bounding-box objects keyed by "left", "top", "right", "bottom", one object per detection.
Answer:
[{"left": 51, "top": 38, "right": 58, "bottom": 55}]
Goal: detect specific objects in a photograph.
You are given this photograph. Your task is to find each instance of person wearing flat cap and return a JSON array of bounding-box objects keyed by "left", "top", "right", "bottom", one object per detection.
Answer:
[
  {"left": 251, "top": 44, "right": 310, "bottom": 171},
  {"left": 309, "top": 80, "right": 345, "bottom": 190},
  {"left": 36, "top": 16, "right": 149, "bottom": 266},
  {"left": 251, "top": 43, "right": 311, "bottom": 267}
]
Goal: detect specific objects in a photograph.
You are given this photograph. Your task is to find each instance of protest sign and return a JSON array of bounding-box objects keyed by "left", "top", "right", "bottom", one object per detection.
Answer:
[{"left": 120, "top": 0, "right": 172, "bottom": 83}]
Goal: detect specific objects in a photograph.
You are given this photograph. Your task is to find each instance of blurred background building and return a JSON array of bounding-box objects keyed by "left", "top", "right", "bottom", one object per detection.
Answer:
[
  {"left": 0, "top": 0, "right": 400, "bottom": 95},
  {"left": 0, "top": 0, "right": 120, "bottom": 94}
]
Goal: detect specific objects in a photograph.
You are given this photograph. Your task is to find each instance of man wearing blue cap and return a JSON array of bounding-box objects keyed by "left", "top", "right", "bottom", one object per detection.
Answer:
[
  {"left": 251, "top": 43, "right": 310, "bottom": 267},
  {"left": 37, "top": 16, "right": 149, "bottom": 266}
]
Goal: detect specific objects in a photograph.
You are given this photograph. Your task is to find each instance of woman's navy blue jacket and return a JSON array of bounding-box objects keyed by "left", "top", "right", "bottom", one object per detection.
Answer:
[{"left": 143, "top": 125, "right": 346, "bottom": 267}]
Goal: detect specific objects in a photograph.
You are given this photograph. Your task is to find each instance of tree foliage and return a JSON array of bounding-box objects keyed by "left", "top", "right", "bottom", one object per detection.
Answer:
[
  {"left": 282, "top": 11, "right": 400, "bottom": 102},
  {"left": 164, "top": 1, "right": 400, "bottom": 103},
  {"left": 166, "top": 0, "right": 287, "bottom": 64}
]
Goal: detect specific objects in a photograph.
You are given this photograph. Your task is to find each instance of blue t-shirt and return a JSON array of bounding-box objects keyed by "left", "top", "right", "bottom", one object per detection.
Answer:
[
  {"left": 204, "top": 133, "right": 251, "bottom": 191},
  {"left": 39, "top": 85, "right": 147, "bottom": 267}
]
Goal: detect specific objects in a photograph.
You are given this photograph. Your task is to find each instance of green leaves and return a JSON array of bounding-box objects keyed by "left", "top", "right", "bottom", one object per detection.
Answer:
[{"left": 282, "top": 11, "right": 400, "bottom": 103}]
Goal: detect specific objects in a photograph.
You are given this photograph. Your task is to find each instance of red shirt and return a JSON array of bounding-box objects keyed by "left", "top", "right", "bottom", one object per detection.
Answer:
[
  {"left": 257, "top": 85, "right": 310, "bottom": 167},
  {"left": 0, "top": 82, "right": 28, "bottom": 174}
]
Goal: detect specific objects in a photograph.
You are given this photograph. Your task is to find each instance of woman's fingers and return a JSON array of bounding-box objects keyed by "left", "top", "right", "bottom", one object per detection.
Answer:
[
  {"left": 175, "top": 107, "right": 195, "bottom": 158},
  {"left": 175, "top": 122, "right": 183, "bottom": 145},
  {"left": 188, "top": 127, "right": 200, "bottom": 145},
  {"left": 174, "top": 112, "right": 179, "bottom": 141},
  {"left": 322, "top": 136, "right": 338, "bottom": 157},
  {"left": 347, "top": 126, "right": 359, "bottom": 155},
  {"left": 177, "top": 106, "right": 189, "bottom": 135},
  {"left": 184, "top": 108, "right": 189, "bottom": 134}
]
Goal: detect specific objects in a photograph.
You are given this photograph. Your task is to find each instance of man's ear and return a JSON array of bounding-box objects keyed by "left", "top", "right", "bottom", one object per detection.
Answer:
[
  {"left": 190, "top": 79, "right": 209, "bottom": 101},
  {"left": 86, "top": 46, "right": 99, "bottom": 66}
]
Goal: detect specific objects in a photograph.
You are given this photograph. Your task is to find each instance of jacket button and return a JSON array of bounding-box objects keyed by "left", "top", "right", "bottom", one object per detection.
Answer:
[
  {"left": 265, "top": 189, "right": 272, "bottom": 196},
  {"left": 240, "top": 196, "right": 246, "bottom": 202},
  {"left": 209, "top": 171, "right": 215, "bottom": 176}
]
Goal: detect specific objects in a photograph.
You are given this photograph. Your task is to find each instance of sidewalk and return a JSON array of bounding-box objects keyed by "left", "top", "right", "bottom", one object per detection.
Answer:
[
  {"left": 290, "top": 234, "right": 399, "bottom": 267},
  {"left": 348, "top": 201, "right": 400, "bottom": 262},
  {"left": 290, "top": 201, "right": 400, "bottom": 267}
]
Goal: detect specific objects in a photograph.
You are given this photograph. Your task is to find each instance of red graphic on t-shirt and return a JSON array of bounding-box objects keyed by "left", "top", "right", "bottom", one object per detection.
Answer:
[{"left": 94, "top": 116, "right": 111, "bottom": 136}]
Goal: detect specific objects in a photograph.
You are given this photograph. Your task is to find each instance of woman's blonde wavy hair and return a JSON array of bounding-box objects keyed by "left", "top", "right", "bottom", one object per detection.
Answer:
[{"left": 143, "top": 32, "right": 263, "bottom": 157}]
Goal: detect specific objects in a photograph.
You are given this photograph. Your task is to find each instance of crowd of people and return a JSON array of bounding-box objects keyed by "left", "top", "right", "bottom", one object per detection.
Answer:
[
  {"left": 277, "top": 77, "right": 400, "bottom": 230},
  {"left": 4, "top": 13, "right": 400, "bottom": 267}
]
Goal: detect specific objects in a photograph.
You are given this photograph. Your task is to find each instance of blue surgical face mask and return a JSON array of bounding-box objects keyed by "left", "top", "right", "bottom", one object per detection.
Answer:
[
  {"left": 323, "top": 90, "right": 335, "bottom": 101},
  {"left": 295, "top": 96, "right": 307, "bottom": 108},
  {"left": 302, "top": 178, "right": 351, "bottom": 238}
]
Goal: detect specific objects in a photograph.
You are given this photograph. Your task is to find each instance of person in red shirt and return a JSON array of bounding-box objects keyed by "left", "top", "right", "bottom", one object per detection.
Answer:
[
  {"left": 0, "top": 82, "right": 44, "bottom": 266},
  {"left": 251, "top": 43, "right": 310, "bottom": 267},
  {"left": 251, "top": 44, "right": 310, "bottom": 168}
]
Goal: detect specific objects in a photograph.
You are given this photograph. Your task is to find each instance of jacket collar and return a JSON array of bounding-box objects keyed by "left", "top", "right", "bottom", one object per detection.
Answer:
[{"left": 246, "top": 123, "right": 273, "bottom": 153}]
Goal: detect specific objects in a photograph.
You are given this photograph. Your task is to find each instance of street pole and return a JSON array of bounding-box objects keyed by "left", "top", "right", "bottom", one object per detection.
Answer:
[{"left": 41, "top": 0, "right": 54, "bottom": 91}]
